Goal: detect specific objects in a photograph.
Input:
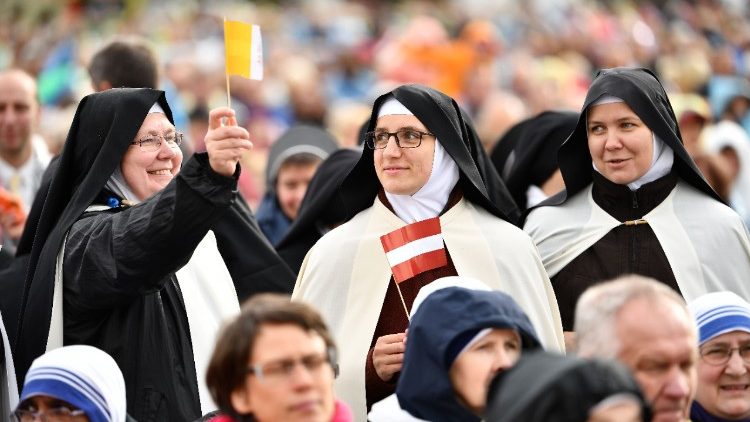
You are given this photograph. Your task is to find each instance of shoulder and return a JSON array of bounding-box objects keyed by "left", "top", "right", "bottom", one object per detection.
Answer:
[{"left": 457, "top": 200, "right": 537, "bottom": 246}]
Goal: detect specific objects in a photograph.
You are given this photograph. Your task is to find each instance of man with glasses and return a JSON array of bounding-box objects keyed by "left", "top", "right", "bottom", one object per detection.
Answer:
[
  {"left": 576, "top": 275, "right": 699, "bottom": 422},
  {"left": 688, "top": 291, "right": 750, "bottom": 421},
  {"left": 293, "top": 84, "right": 564, "bottom": 420}
]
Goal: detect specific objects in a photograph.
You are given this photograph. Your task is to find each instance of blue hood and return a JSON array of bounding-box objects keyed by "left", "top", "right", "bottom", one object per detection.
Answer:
[{"left": 396, "top": 287, "right": 542, "bottom": 421}]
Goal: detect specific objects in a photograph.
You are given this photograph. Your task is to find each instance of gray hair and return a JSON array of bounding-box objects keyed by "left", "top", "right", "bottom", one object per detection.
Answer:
[{"left": 574, "top": 274, "right": 689, "bottom": 358}]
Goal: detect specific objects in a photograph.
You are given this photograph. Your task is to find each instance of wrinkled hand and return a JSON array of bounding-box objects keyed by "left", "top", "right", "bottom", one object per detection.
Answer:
[
  {"left": 373, "top": 332, "right": 406, "bottom": 382},
  {"left": 204, "top": 107, "right": 253, "bottom": 177}
]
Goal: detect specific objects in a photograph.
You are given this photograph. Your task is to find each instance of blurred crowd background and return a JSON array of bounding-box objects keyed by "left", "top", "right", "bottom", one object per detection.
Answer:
[{"left": 2, "top": 0, "right": 749, "bottom": 209}]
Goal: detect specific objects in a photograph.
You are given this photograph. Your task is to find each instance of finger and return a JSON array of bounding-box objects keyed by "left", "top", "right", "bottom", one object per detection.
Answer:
[
  {"left": 206, "top": 126, "right": 250, "bottom": 141},
  {"left": 375, "top": 353, "right": 404, "bottom": 366},
  {"left": 374, "top": 341, "right": 406, "bottom": 356},
  {"left": 208, "top": 107, "right": 236, "bottom": 130},
  {"left": 206, "top": 138, "right": 254, "bottom": 151},
  {"left": 376, "top": 332, "right": 407, "bottom": 345}
]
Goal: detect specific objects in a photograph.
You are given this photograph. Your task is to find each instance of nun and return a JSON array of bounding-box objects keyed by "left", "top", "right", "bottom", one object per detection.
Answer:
[
  {"left": 14, "top": 88, "right": 295, "bottom": 421},
  {"left": 524, "top": 67, "right": 750, "bottom": 332},
  {"left": 293, "top": 84, "right": 563, "bottom": 420},
  {"left": 490, "top": 110, "right": 578, "bottom": 211},
  {"left": 14, "top": 345, "right": 128, "bottom": 422}
]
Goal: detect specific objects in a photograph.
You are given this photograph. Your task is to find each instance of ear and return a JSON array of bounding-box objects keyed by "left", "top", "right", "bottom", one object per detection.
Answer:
[{"left": 230, "top": 386, "right": 254, "bottom": 415}]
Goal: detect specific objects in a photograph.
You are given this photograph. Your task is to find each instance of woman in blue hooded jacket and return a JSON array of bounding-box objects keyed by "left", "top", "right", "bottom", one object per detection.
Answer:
[{"left": 368, "top": 276, "right": 543, "bottom": 422}]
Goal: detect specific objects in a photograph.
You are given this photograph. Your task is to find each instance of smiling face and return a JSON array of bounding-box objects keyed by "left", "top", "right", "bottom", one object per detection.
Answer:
[
  {"left": 121, "top": 113, "right": 182, "bottom": 201},
  {"left": 695, "top": 331, "right": 750, "bottom": 420},
  {"left": 587, "top": 101, "right": 654, "bottom": 185},
  {"left": 449, "top": 328, "right": 522, "bottom": 416},
  {"left": 373, "top": 114, "right": 436, "bottom": 196}
]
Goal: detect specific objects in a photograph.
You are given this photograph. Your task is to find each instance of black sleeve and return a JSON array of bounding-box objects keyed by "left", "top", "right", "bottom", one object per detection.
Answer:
[
  {"left": 63, "top": 153, "right": 237, "bottom": 312},
  {"left": 212, "top": 194, "right": 296, "bottom": 301}
]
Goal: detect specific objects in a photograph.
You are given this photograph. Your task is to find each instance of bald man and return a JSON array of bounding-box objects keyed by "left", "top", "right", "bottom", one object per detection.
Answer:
[{"left": 0, "top": 69, "right": 51, "bottom": 252}]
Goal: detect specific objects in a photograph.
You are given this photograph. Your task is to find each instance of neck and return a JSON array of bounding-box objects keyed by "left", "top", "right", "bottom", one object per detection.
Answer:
[{"left": 0, "top": 140, "right": 33, "bottom": 168}]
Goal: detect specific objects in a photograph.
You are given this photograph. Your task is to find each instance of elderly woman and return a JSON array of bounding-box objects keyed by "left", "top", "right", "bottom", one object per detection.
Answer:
[
  {"left": 13, "top": 345, "right": 128, "bottom": 422},
  {"left": 486, "top": 351, "right": 650, "bottom": 422},
  {"left": 205, "top": 294, "right": 352, "bottom": 422},
  {"left": 688, "top": 291, "right": 750, "bottom": 422},
  {"left": 14, "top": 88, "right": 295, "bottom": 421},
  {"left": 368, "top": 276, "right": 543, "bottom": 421},
  {"left": 524, "top": 68, "right": 750, "bottom": 334},
  {"left": 293, "top": 84, "right": 563, "bottom": 418}
]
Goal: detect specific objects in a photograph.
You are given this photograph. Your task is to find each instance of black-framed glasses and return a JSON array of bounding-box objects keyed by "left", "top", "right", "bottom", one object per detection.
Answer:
[
  {"left": 12, "top": 407, "right": 86, "bottom": 421},
  {"left": 364, "top": 129, "right": 435, "bottom": 149},
  {"left": 246, "top": 349, "right": 338, "bottom": 383},
  {"left": 130, "top": 132, "right": 184, "bottom": 152},
  {"left": 699, "top": 344, "right": 750, "bottom": 366}
]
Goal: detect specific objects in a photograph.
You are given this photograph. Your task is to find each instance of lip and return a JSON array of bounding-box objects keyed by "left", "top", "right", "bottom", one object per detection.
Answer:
[
  {"left": 383, "top": 166, "right": 407, "bottom": 174},
  {"left": 719, "top": 383, "right": 750, "bottom": 392},
  {"left": 147, "top": 169, "right": 173, "bottom": 176},
  {"left": 605, "top": 158, "right": 631, "bottom": 168},
  {"left": 289, "top": 399, "right": 320, "bottom": 413}
]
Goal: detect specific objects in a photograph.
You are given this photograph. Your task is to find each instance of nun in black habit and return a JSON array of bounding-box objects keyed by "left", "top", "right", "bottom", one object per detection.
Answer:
[
  {"left": 13, "top": 88, "right": 295, "bottom": 421},
  {"left": 524, "top": 67, "right": 750, "bottom": 332},
  {"left": 491, "top": 110, "right": 578, "bottom": 211},
  {"left": 293, "top": 84, "right": 564, "bottom": 419}
]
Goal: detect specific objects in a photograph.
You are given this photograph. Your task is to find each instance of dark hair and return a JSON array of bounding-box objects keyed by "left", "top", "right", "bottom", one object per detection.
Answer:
[
  {"left": 205, "top": 294, "right": 337, "bottom": 420},
  {"left": 88, "top": 40, "right": 158, "bottom": 89}
]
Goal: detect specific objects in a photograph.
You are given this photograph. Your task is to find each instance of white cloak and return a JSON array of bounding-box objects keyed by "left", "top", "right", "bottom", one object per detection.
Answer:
[
  {"left": 524, "top": 180, "right": 750, "bottom": 301},
  {"left": 293, "top": 197, "right": 564, "bottom": 421}
]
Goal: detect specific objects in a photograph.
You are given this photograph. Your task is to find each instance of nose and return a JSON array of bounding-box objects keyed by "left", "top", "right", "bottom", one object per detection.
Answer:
[
  {"left": 725, "top": 350, "right": 748, "bottom": 376},
  {"left": 604, "top": 132, "right": 623, "bottom": 150},
  {"left": 289, "top": 362, "right": 315, "bottom": 389},
  {"left": 492, "top": 349, "right": 517, "bottom": 373},
  {"left": 661, "top": 369, "right": 691, "bottom": 402},
  {"left": 382, "top": 135, "right": 402, "bottom": 157},
  {"left": 157, "top": 139, "right": 178, "bottom": 158}
]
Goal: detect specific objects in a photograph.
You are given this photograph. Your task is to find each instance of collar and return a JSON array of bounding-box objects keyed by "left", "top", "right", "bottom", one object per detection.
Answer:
[{"left": 592, "top": 170, "right": 678, "bottom": 222}]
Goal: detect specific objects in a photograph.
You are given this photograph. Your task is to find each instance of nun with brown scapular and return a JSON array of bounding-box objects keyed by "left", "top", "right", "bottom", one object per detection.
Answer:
[
  {"left": 293, "top": 84, "right": 564, "bottom": 421},
  {"left": 524, "top": 67, "right": 750, "bottom": 334}
]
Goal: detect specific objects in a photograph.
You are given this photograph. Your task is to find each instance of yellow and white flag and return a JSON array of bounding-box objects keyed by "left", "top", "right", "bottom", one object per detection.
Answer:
[{"left": 224, "top": 20, "right": 263, "bottom": 80}]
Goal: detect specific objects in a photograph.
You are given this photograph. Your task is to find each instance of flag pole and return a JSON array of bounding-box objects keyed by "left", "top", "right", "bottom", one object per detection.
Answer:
[
  {"left": 395, "top": 282, "right": 409, "bottom": 321},
  {"left": 223, "top": 16, "right": 232, "bottom": 112}
]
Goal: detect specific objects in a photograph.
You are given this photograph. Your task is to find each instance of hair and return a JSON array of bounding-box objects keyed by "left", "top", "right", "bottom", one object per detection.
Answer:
[
  {"left": 280, "top": 152, "right": 324, "bottom": 170},
  {"left": 88, "top": 40, "right": 158, "bottom": 90},
  {"left": 205, "top": 294, "right": 337, "bottom": 420},
  {"left": 574, "top": 274, "right": 689, "bottom": 359}
]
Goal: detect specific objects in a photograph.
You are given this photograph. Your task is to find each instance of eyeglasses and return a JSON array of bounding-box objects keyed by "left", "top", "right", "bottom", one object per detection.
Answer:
[
  {"left": 247, "top": 350, "right": 338, "bottom": 384},
  {"left": 130, "top": 132, "right": 184, "bottom": 152},
  {"left": 364, "top": 129, "right": 435, "bottom": 149},
  {"left": 699, "top": 344, "right": 750, "bottom": 366},
  {"left": 12, "top": 407, "right": 86, "bottom": 421}
]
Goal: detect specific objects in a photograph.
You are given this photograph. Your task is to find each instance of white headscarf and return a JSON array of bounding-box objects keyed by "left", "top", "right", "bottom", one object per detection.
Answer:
[
  {"left": 589, "top": 95, "right": 674, "bottom": 191},
  {"left": 377, "top": 97, "right": 460, "bottom": 223},
  {"left": 21, "top": 345, "right": 127, "bottom": 422},
  {"left": 104, "top": 102, "right": 166, "bottom": 204}
]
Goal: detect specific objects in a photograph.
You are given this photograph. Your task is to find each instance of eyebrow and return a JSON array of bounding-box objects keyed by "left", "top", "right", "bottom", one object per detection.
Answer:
[
  {"left": 143, "top": 129, "right": 176, "bottom": 137},
  {"left": 374, "top": 125, "right": 428, "bottom": 132}
]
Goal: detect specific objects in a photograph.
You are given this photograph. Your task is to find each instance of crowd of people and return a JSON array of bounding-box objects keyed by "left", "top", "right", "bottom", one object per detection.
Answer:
[{"left": 2, "top": 0, "right": 750, "bottom": 421}]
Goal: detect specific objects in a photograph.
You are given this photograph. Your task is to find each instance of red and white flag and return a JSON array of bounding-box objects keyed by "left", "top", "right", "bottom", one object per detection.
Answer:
[{"left": 380, "top": 217, "right": 448, "bottom": 283}]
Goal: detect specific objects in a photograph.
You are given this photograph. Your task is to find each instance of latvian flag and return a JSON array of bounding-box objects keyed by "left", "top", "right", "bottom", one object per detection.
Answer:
[{"left": 380, "top": 217, "right": 448, "bottom": 283}]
